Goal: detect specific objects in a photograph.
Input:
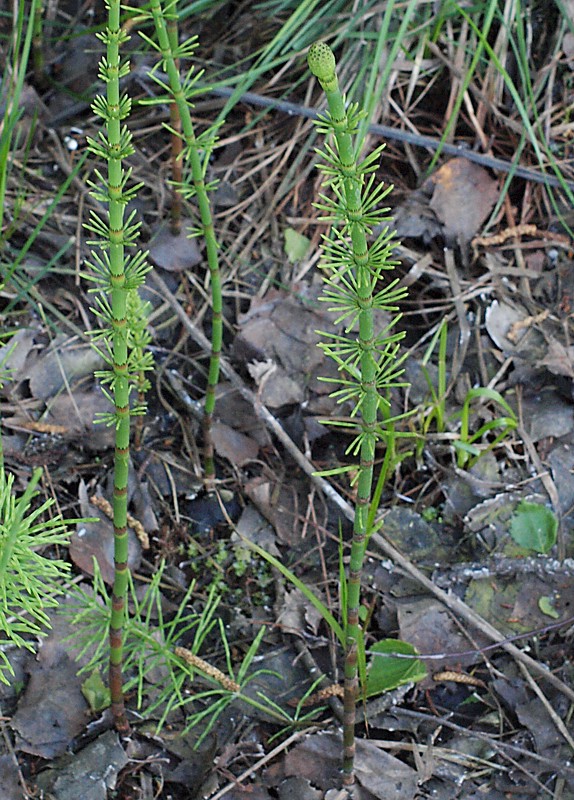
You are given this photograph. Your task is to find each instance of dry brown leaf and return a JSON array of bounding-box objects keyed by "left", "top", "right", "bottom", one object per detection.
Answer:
[
  {"left": 24, "top": 338, "right": 103, "bottom": 402},
  {"left": 211, "top": 419, "right": 259, "bottom": 465},
  {"left": 11, "top": 611, "right": 90, "bottom": 759},
  {"left": 428, "top": 157, "right": 499, "bottom": 244},
  {"left": 70, "top": 481, "right": 142, "bottom": 583},
  {"left": 244, "top": 475, "right": 306, "bottom": 546},
  {"left": 537, "top": 337, "right": 574, "bottom": 378}
]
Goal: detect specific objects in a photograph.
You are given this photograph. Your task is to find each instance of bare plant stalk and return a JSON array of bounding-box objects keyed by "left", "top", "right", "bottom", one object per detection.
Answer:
[
  {"left": 308, "top": 41, "right": 407, "bottom": 783},
  {"left": 32, "top": 0, "right": 45, "bottom": 86}
]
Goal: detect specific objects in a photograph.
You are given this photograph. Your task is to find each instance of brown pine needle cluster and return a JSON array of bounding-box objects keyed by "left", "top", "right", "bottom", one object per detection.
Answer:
[{"left": 174, "top": 646, "right": 240, "bottom": 692}]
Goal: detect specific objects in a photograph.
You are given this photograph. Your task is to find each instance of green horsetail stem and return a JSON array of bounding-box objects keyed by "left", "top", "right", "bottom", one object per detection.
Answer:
[
  {"left": 308, "top": 41, "right": 406, "bottom": 783},
  {"left": 146, "top": 0, "right": 222, "bottom": 488},
  {"left": 166, "top": 1, "right": 183, "bottom": 236},
  {"left": 102, "top": 3, "right": 131, "bottom": 734},
  {"left": 86, "top": 0, "right": 150, "bottom": 732}
]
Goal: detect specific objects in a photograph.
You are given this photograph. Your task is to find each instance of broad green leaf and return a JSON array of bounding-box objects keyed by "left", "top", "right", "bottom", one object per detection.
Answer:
[
  {"left": 284, "top": 227, "right": 310, "bottom": 263},
  {"left": 366, "top": 639, "right": 426, "bottom": 696},
  {"left": 509, "top": 502, "right": 557, "bottom": 554},
  {"left": 81, "top": 668, "right": 111, "bottom": 713},
  {"left": 538, "top": 595, "right": 560, "bottom": 619}
]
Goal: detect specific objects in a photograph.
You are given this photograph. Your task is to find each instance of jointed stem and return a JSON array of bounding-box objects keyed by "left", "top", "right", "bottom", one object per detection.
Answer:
[
  {"left": 86, "top": 0, "right": 153, "bottom": 734},
  {"left": 166, "top": 2, "right": 183, "bottom": 236},
  {"left": 105, "top": 0, "right": 131, "bottom": 735},
  {"left": 308, "top": 41, "right": 402, "bottom": 783},
  {"left": 147, "top": 0, "right": 222, "bottom": 488}
]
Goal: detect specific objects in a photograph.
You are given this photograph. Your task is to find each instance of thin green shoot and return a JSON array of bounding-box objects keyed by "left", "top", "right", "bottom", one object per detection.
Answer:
[
  {"left": 0, "top": 467, "right": 78, "bottom": 684},
  {"left": 0, "top": 0, "right": 38, "bottom": 237},
  {"left": 426, "top": 0, "right": 498, "bottom": 175},
  {"left": 454, "top": 387, "right": 517, "bottom": 469},
  {"left": 243, "top": 537, "right": 345, "bottom": 645},
  {"left": 32, "top": 0, "right": 44, "bottom": 85},
  {"left": 415, "top": 319, "right": 449, "bottom": 464},
  {"left": 83, "top": 0, "right": 153, "bottom": 732},
  {"left": 141, "top": 0, "right": 223, "bottom": 486}
]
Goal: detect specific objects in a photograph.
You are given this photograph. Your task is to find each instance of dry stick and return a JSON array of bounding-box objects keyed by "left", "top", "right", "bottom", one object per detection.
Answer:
[
  {"left": 208, "top": 727, "right": 322, "bottom": 800},
  {"left": 207, "top": 86, "right": 574, "bottom": 192},
  {"left": 47, "top": 87, "right": 574, "bottom": 192},
  {"left": 395, "top": 706, "right": 574, "bottom": 778},
  {"left": 151, "top": 269, "right": 574, "bottom": 709}
]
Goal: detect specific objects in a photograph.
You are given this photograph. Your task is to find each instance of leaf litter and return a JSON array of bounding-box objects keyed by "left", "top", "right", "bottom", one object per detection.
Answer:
[{"left": 2, "top": 4, "right": 574, "bottom": 799}]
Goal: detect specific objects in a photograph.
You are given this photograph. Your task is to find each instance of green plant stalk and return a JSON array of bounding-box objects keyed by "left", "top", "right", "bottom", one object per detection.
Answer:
[
  {"left": 85, "top": 0, "right": 151, "bottom": 733},
  {"left": 0, "top": 0, "right": 38, "bottom": 240},
  {"left": 127, "top": 289, "right": 152, "bottom": 450},
  {"left": 32, "top": 0, "right": 44, "bottom": 86},
  {"left": 308, "top": 41, "right": 401, "bottom": 782},
  {"left": 166, "top": 0, "right": 183, "bottom": 236},
  {"left": 316, "top": 65, "right": 373, "bottom": 782},
  {"left": 105, "top": 1, "right": 130, "bottom": 735},
  {"left": 145, "top": 0, "right": 222, "bottom": 487},
  {"left": 417, "top": 320, "right": 448, "bottom": 454}
]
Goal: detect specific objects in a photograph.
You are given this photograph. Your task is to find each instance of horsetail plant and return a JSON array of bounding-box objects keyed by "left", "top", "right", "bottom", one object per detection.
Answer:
[
  {"left": 127, "top": 288, "right": 153, "bottom": 450},
  {"left": 308, "top": 42, "right": 409, "bottom": 783},
  {"left": 139, "top": 0, "right": 223, "bottom": 489},
  {"left": 166, "top": 0, "right": 184, "bottom": 237},
  {"left": 83, "top": 0, "right": 152, "bottom": 733}
]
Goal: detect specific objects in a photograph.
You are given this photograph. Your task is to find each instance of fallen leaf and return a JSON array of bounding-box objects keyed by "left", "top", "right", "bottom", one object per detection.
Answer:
[
  {"left": 0, "top": 328, "right": 36, "bottom": 383},
  {"left": 266, "top": 731, "right": 418, "bottom": 800},
  {"left": 233, "top": 292, "right": 329, "bottom": 401},
  {"left": 428, "top": 158, "right": 498, "bottom": 244},
  {"left": 485, "top": 299, "right": 533, "bottom": 351},
  {"left": 24, "top": 337, "right": 103, "bottom": 402},
  {"left": 392, "top": 188, "right": 443, "bottom": 243},
  {"left": 244, "top": 475, "right": 309, "bottom": 546},
  {"left": 537, "top": 336, "right": 574, "bottom": 378},
  {"left": 11, "top": 612, "right": 89, "bottom": 759},
  {"left": 396, "top": 597, "right": 490, "bottom": 679},
  {"left": 70, "top": 480, "right": 142, "bottom": 583},
  {"left": 148, "top": 223, "right": 202, "bottom": 272},
  {"left": 520, "top": 390, "right": 574, "bottom": 441},
  {"left": 284, "top": 227, "right": 311, "bottom": 263},
  {"left": 44, "top": 388, "right": 117, "bottom": 450},
  {"left": 211, "top": 419, "right": 260, "bottom": 465},
  {"left": 277, "top": 777, "right": 321, "bottom": 800},
  {"left": 260, "top": 369, "right": 304, "bottom": 408},
  {"left": 0, "top": 755, "right": 21, "bottom": 800},
  {"left": 35, "top": 729, "right": 128, "bottom": 800},
  {"left": 214, "top": 383, "right": 272, "bottom": 447},
  {"left": 232, "top": 504, "right": 280, "bottom": 556}
]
